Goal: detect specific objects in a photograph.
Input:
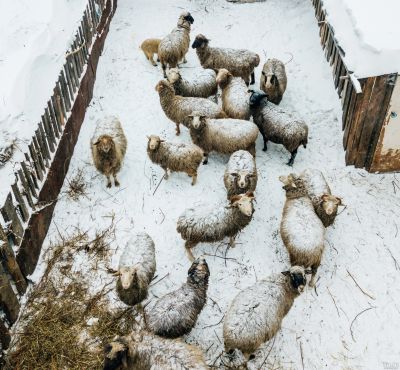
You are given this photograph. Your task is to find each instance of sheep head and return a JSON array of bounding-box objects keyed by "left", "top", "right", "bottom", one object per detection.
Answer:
[
  {"left": 230, "top": 171, "right": 255, "bottom": 190},
  {"left": 155, "top": 80, "right": 174, "bottom": 94},
  {"left": 192, "top": 34, "right": 209, "bottom": 49},
  {"left": 180, "top": 11, "right": 194, "bottom": 24},
  {"left": 166, "top": 68, "right": 181, "bottom": 84},
  {"left": 119, "top": 266, "right": 138, "bottom": 290},
  {"left": 321, "top": 194, "right": 343, "bottom": 215},
  {"left": 216, "top": 68, "right": 233, "bottom": 88},
  {"left": 187, "top": 112, "right": 207, "bottom": 130},
  {"left": 249, "top": 90, "right": 268, "bottom": 107},
  {"left": 281, "top": 265, "right": 311, "bottom": 294},
  {"left": 93, "top": 135, "right": 115, "bottom": 154},
  {"left": 147, "top": 135, "right": 164, "bottom": 151},
  {"left": 103, "top": 336, "right": 129, "bottom": 370},
  {"left": 187, "top": 256, "right": 210, "bottom": 286},
  {"left": 229, "top": 192, "right": 255, "bottom": 217}
]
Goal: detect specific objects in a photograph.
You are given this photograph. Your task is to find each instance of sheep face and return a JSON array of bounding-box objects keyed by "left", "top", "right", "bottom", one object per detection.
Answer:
[
  {"left": 147, "top": 135, "right": 164, "bottom": 151},
  {"left": 249, "top": 90, "right": 268, "bottom": 108},
  {"left": 216, "top": 68, "right": 232, "bottom": 86},
  {"left": 231, "top": 171, "right": 255, "bottom": 190},
  {"left": 262, "top": 72, "right": 278, "bottom": 90},
  {"left": 281, "top": 266, "right": 309, "bottom": 294},
  {"left": 229, "top": 192, "right": 255, "bottom": 217},
  {"left": 181, "top": 12, "right": 194, "bottom": 24},
  {"left": 119, "top": 266, "right": 137, "bottom": 290},
  {"left": 321, "top": 194, "right": 342, "bottom": 216},
  {"left": 155, "top": 80, "right": 173, "bottom": 93},
  {"left": 94, "top": 135, "right": 115, "bottom": 155},
  {"left": 188, "top": 113, "right": 207, "bottom": 130},
  {"left": 103, "top": 338, "right": 129, "bottom": 370},
  {"left": 192, "top": 34, "right": 209, "bottom": 49},
  {"left": 166, "top": 68, "right": 181, "bottom": 84},
  {"left": 188, "top": 257, "right": 210, "bottom": 285},
  {"left": 279, "top": 174, "right": 298, "bottom": 188}
]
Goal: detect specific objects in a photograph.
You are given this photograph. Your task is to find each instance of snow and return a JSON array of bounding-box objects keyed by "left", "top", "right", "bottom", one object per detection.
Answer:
[
  {"left": 20, "top": 0, "right": 400, "bottom": 369},
  {"left": 322, "top": 0, "right": 400, "bottom": 78},
  {"left": 0, "top": 0, "right": 87, "bottom": 202}
]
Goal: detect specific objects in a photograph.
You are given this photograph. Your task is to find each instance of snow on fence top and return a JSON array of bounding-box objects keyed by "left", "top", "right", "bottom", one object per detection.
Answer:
[
  {"left": 322, "top": 0, "right": 400, "bottom": 78},
  {"left": 0, "top": 0, "right": 91, "bottom": 202}
]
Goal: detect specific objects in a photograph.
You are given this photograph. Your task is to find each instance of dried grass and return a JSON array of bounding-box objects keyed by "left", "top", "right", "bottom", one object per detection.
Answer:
[
  {"left": 65, "top": 168, "right": 87, "bottom": 201},
  {"left": 6, "top": 222, "right": 136, "bottom": 370}
]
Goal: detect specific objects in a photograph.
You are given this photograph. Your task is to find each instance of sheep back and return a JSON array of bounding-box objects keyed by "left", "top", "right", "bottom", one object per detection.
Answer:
[
  {"left": 190, "top": 119, "right": 258, "bottom": 155},
  {"left": 223, "top": 274, "right": 296, "bottom": 355},
  {"left": 91, "top": 116, "right": 127, "bottom": 174},
  {"left": 224, "top": 150, "right": 257, "bottom": 197},
  {"left": 253, "top": 101, "right": 308, "bottom": 153},
  {"left": 116, "top": 232, "right": 156, "bottom": 306},
  {"left": 173, "top": 69, "right": 217, "bottom": 98},
  {"left": 221, "top": 76, "right": 251, "bottom": 120},
  {"left": 148, "top": 141, "right": 203, "bottom": 174},
  {"left": 177, "top": 201, "right": 252, "bottom": 244},
  {"left": 280, "top": 197, "right": 325, "bottom": 268}
]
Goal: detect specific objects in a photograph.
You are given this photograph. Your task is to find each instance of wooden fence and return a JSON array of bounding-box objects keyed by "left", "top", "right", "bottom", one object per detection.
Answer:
[
  {"left": 0, "top": 0, "right": 109, "bottom": 353},
  {"left": 311, "top": 0, "right": 397, "bottom": 170}
]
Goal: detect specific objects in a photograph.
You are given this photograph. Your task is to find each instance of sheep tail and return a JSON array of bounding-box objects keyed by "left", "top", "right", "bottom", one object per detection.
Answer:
[{"left": 254, "top": 54, "right": 260, "bottom": 67}]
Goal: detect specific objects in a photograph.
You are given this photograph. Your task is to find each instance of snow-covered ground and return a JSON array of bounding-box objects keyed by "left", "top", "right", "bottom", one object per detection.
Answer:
[
  {"left": 323, "top": 0, "right": 400, "bottom": 78},
  {"left": 0, "top": 0, "right": 87, "bottom": 202},
  {"left": 24, "top": 0, "right": 400, "bottom": 368}
]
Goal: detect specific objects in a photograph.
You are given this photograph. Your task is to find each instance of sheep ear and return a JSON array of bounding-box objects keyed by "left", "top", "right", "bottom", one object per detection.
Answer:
[
  {"left": 230, "top": 172, "right": 238, "bottom": 177},
  {"left": 281, "top": 270, "right": 291, "bottom": 276},
  {"left": 336, "top": 196, "right": 343, "bottom": 205},
  {"left": 160, "top": 139, "right": 166, "bottom": 143},
  {"left": 321, "top": 194, "right": 330, "bottom": 201},
  {"left": 279, "top": 175, "right": 288, "bottom": 184},
  {"left": 245, "top": 191, "right": 255, "bottom": 199},
  {"left": 229, "top": 195, "right": 241, "bottom": 204},
  {"left": 93, "top": 140, "right": 100, "bottom": 146}
]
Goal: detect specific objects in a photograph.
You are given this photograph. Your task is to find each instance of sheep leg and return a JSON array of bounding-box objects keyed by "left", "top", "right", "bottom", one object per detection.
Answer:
[
  {"left": 250, "top": 71, "right": 255, "bottom": 85},
  {"left": 185, "top": 241, "right": 196, "bottom": 262},
  {"left": 106, "top": 175, "right": 112, "bottom": 188},
  {"left": 148, "top": 54, "right": 157, "bottom": 67},
  {"left": 247, "top": 143, "right": 256, "bottom": 157},
  {"left": 202, "top": 153, "right": 209, "bottom": 165},
  {"left": 175, "top": 123, "right": 181, "bottom": 136},
  {"left": 163, "top": 167, "right": 169, "bottom": 179},
  {"left": 113, "top": 174, "right": 120, "bottom": 187},
  {"left": 161, "top": 63, "right": 167, "bottom": 78},
  {"left": 309, "top": 265, "right": 319, "bottom": 287},
  {"left": 287, "top": 149, "right": 298, "bottom": 166},
  {"left": 229, "top": 236, "right": 236, "bottom": 248},
  {"left": 188, "top": 170, "right": 197, "bottom": 185}
]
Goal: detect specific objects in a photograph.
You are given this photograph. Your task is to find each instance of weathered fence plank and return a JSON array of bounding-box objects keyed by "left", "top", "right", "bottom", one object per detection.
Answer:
[
  {"left": 0, "top": 262, "right": 20, "bottom": 324},
  {"left": 1, "top": 193, "right": 24, "bottom": 244}
]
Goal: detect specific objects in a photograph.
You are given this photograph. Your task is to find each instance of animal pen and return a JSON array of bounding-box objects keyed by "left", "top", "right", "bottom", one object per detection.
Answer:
[{"left": 311, "top": 0, "right": 400, "bottom": 172}]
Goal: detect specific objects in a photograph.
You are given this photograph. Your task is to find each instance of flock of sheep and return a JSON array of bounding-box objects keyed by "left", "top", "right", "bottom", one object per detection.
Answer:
[{"left": 88, "top": 11, "right": 344, "bottom": 370}]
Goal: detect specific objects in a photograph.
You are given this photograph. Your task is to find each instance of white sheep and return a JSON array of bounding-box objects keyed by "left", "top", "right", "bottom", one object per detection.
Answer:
[
  {"left": 279, "top": 174, "right": 325, "bottom": 287},
  {"left": 224, "top": 150, "right": 257, "bottom": 198},
  {"left": 177, "top": 192, "right": 255, "bottom": 261},
  {"left": 300, "top": 168, "right": 343, "bottom": 227},
  {"left": 192, "top": 34, "right": 260, "bottom": 85},
  {"left": 158, "top": 12, "right": 194, "bottom": 78},
  {"left": 116, "top": 232, "right": 156, "bottom": 306},
  {"left": 187, "top": 113, "right": 259, "bottom": 164},
  {"left": 147, "top": 135, "right": 203, "bottom": 185},
  {"left": 166, "top": 67, "right": 218, "bottom": 99},
  {"left": 249, "top": 90, "right": 308, "bottom": 166},
  {"left": 91, "top": 116, "right": 127, "bottom": 188},
  {"left": 216, "top": 68, "right": 251, "bottom": 120},
  {"left": 156, "top": 80, "right": 227, "bottom": 135},
  {"left": 146, "top": 257, "right": 209, "bottom": 338},
  {"left": 103, "top": 331, "right": 208, "bottom": 370},
  {"left": 260, "top": 58, "right": 287, "bottom": 105},
  {"left": 223, "top": 266, "right": 309, "bottom": 359}
]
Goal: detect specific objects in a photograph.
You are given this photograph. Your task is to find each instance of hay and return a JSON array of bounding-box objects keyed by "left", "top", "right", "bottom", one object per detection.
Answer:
[
  {"left": 65, "top": 168, "right": 87, "bottom": 201},
  {"left": 6, "top": 223, "right": 137, "bottom": 370}
]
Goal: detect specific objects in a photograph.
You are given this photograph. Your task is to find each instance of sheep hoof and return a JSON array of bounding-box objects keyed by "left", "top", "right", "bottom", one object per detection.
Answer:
[
  {"left": 114, "top": 180, "right": 120, "bottom": 187},
  {"left": 202, "top": 160, "right": 208, "bottom": 165},
  {"left": 107, "top": 182, "right": 112, "bottom": 188},
  {"left": 262, "top": 147, "right": 267, "bottom": 152},
  {"left": 152, "top": 63, "right": 157, "bottom": 67}
]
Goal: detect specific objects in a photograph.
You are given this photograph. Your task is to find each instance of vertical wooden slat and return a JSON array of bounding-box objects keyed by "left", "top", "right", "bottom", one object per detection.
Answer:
[
  {"left": 48, "top": 100, "right": 60, "bottom": 138},
  {"left": 17, "top": 169, "right": 35, "bottom": 209},
  {"left": 38, "top": 121, "right": 51, "bottom": 162},
  {"left": 64, "top": 63, "right": 76, "bottom": 98},
  {"left": 55, "top": 82, "right": 67, "bottom": 121},
  {"left": 59, "top": 72, "right": 71, "bottom": 111},
  {"left": 0, "top": 262, "right": 20, "bottom": 324},
  {"left": 11, "top": 183, "right": 29, "bottom": 222},
  {"left": 33, "top": 133, "right": 46, "bottom": 172},
  {"left": 28, "top": 142, "right": 43, "bottom": 181},
  {"left": 43, "top": 112, "right": 56, "bottom": 151},
  {"left": 0, "top": 318, "right": 10, "bottom": 350},
  {"left": 343, "top": 87, "right": 357, "bottom": 146},
  {"left": 21, "top": 160, "right": 38, "bottom": 197},
  {"left": 1, "top": 193, "right": 24, "bottom": 244},
  {"left": 51, "top": 95, "right": 62, "bottom": 133}
]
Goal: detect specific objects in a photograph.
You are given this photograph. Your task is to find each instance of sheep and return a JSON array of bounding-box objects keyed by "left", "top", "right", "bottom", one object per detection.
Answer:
[
  {"left": 146, "top": 257, "right": 209, "bottom": 338},
  {"left": 224, "top": 150, "right": 257, "bottom": 198},
  {"left": 279, "top": 174, "right": 325, "bottom": 287},
  {"left": 158, "top": 12, "right": 194, "bottom": 78},
  {"left": 223, "top": 266, "right": 309, "bottom": 359},
  {"left": 249, "top": 90, "right": 308, "bottom": 166},
  {"left": 91, "top": 116, "right": 127, "bottom": 188},
  {"left": 216, "top": 68, "right": 251, "bottom": 120},
  {"left": 260, "top": 58, "right": 287, "bottom": 105},
  {"left": 103, "top": 331, "right": 208, "bottom": 370},
  {"left": 147, "top": 135, "right": 203, "bottom": 186},
  {"left": 140, "top": 38, "right": 161, "bottom": 66},
  {"left": 177, "top": 192, "right": 255, "bottom": 261},
  {"left": 156, "top": 80, "right": 227, "bottom": 135},
  {"left": 300, "top": 168, "right": 343, "bottom": 227},
  {"left": 187, "top": 113, "right": 259, "bottom": 164},
  {"left": 166, "top": 67, "right": 218, "bottom": 99},
  {"left": 116, "top": 232, "right": 156, "bottom": 306},
  {"left": 192, "top": 34, "right": 260, "bottom": 85}
]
